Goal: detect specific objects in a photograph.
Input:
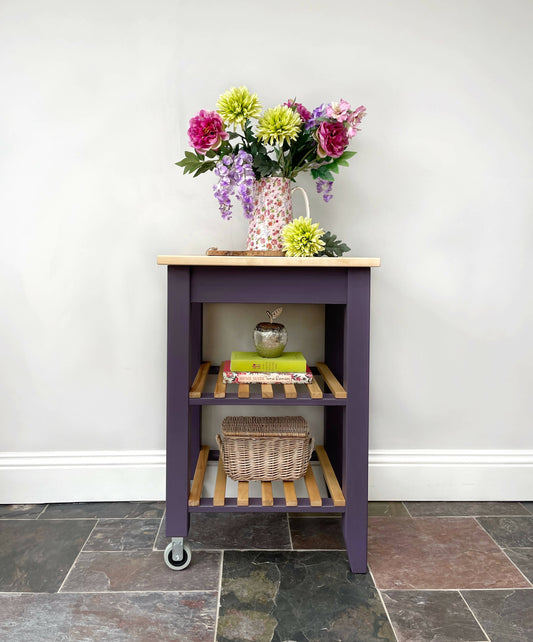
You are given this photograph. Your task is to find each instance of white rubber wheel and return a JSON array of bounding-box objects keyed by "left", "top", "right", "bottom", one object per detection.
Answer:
[{"left": 164, "top": 542, "right": 192, "bottom": 570}]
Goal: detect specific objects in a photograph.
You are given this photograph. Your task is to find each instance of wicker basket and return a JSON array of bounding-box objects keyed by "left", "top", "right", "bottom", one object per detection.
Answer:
[{"left": 216, "top": 416, "right": 314, "bottom": 482}]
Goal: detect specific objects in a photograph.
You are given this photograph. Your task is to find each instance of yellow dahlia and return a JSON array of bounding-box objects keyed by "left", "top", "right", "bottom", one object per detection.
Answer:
[
  {"left": 257, "top": 105, "right": 302, "bottom": 146},
  {"left": 282, "top": 216, "right": 325, "bottom": 257},
  {"left": 216, "top": 86, "right": 262, "bottom": 126}
]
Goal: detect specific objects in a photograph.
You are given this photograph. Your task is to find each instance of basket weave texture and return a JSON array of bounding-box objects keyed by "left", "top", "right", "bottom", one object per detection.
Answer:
[{"left": 217, "top": 416, "right": 313, "bottom": 481}]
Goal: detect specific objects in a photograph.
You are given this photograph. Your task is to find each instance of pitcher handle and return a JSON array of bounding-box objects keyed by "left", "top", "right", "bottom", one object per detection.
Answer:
[{"left": 291, "top": 186, "right": 310, "bottom": 218}]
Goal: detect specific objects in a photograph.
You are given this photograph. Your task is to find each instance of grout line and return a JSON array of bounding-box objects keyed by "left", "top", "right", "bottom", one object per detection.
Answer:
[
  {"left": 152, "top": 510, "right": 166, "bottom": 551},
  {"left": 10, "top": 590, "right": 218, "bottom": 597},
  {"left": 366, "top": 586, "right": 533, "bottom": 592},
  {"left": 401, "top": 501, "right": 414, "bottom": 517},
  {"left": 519, "top": 501, "right": 533, "bottom": 515},
  {"left": 57, "top": 519, "right": 100, "bottom": 593},
  {"left": 286, "top": 514, "right": 293, "bottom": 550},
  {"left": 369, "top": 567, "right": 400, "bottom": 642},
  {"left": 36, "top": 504, "right": 49, "bottom": 519},
  {"left": 458, "top": 590, "right": 492, "bottom": 642},
  {"left": 213, "top": 550, "right": 224, "bottom": 642}
]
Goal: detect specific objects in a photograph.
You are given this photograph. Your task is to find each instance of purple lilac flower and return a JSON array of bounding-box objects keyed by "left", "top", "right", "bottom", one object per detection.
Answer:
[
  {"left": 316, "top": 178, "right": 334, "bottom": 202},
  {"left": 213, "top": 150, "right": 255, "bottom": 219},
  {"left": 305, "top": 103, "right": 327, "bottom": 130}
]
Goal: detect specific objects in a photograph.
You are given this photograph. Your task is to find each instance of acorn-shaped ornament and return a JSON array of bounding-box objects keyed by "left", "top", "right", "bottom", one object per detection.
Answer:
[{"left": 254, "top": 307, "right": 288, "bottom": 358}]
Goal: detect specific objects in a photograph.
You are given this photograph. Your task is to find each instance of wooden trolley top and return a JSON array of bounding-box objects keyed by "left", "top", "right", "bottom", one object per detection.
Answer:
[{"left": 157, "top": 255, "right": 380, "bottom": 267}]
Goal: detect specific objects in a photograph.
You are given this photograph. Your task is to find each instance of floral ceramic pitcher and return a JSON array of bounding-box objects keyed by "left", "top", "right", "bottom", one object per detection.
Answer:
[{"left": 247, "top": 177, "right": 310, "bottom": 251}]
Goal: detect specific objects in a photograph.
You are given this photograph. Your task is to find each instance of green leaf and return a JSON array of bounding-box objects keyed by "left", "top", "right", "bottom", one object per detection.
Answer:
[
  {"left": 315, "top": 230, "right": 351, "bottom": 257},
  {"left": 192, "top": 161, "right": 216, "bottom": 177},
  {"left": 316, "top": 166, "right": 335, "bottom": 181},
  {"left": 175, "top": 154, "right": 216, "bottom": 176}
]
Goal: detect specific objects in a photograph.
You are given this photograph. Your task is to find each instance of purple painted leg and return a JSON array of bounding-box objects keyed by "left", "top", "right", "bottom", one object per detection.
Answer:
[
  {"left": 343, "top": 268, "right": 371, "bottom": 573},
  {"left": 165, "top": 266, "right": 191, "bottom": 538}
]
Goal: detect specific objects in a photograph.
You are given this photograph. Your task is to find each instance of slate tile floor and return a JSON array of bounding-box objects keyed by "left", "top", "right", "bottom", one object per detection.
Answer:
[{"left": 0, "top": 502, "right": 532, "bottom": 641}]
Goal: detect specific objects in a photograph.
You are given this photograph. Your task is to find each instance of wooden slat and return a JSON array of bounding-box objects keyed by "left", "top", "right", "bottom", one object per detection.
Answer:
[
  {"left": 214, "top": 364, "right": 227, "bottom": 398},
  {"left": 237, "top": 481, "right": 249, "bottom": 506},
  {"left": 238, "top": 383, "right": 250, "bottom": 398},
  {"left": 316, "top": 446, "right": 345, "bottom": 506},
  {"left": 316, "top": 363, "right": 347, "bottom": 399},
  {"left": 189, "top": 362, "right": 211, "bottom": 398},
  {"left": 188, "top": 445, "right": 209, "bottom": 506},
  {"left": 261, "top": 481, "right": 274, "bottom": 506},
  {"left": 283, "top": 383, "right": 297, "bottom": 399},
  {"left": 283, "top": 481, "right": 298, "bottom": 507},
  {"left": 213, "top": 457, "right": 226, "bottom": 506},
  {"left": 306, "top": 379, "right": 323, "bottom": 399},
  {"left": 261, "top": 383, "right": 273, "bottom": 399},
  {"left": 304, "top": 465, "right": 322, "bottom": 507}
]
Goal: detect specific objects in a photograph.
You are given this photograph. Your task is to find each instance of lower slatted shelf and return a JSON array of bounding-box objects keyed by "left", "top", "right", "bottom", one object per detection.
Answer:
[
  {"left": 188, "top": 444, "right": 345, "bottom": 511},
  {"left": 191, "top": 362, "right": 347, "bottom": 401}
]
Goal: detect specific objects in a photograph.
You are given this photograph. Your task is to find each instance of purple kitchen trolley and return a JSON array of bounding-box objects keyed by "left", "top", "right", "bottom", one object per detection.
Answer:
[{"left": 157, "top": 255, "right": 380, "bottom": 573}]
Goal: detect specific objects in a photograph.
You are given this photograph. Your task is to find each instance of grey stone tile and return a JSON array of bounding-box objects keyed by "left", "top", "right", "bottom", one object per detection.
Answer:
[
  {"left": 461, "top": 589, "right": 533, "bottom": 642},
  {"left": 218, "top": 550, "right": 395, "bottom": 642},
  {"left": 476, "top": 516, "right": 533, "bottom": 547},
  {"left": 0, "top": 519, "right": 95, "bottom": 592},
  {"left": 382, "top": 590, "right": 488, "bottom": 641},
  {"left": 0, "top": 592, "right": 217, "bottom": 642},
  {"left": 503, "top": 548, "right": 533, "bottom": 584},
  {"left": 61, "top": 550, "right": 220, "bottom": 592},
  {"left": 289, "top": 516, "right": 345, "bottom": 549},
  {"left": 405, "top": 501, "right": 530, "bottom": 517},
  {"left": 83, "top": 518, "right": 160, "bottom": 551},
  {"left": 155, "top": 512, "right": 291, "bottom": 551},
  {"left": 39, "top": 501, "right": 164, "bottom": 519},
  {"left": 0, "top": 504, "right": 46, "bottom": 519},
  {"left": 369, "top": 501, "right": 409, "bottom": 517}
]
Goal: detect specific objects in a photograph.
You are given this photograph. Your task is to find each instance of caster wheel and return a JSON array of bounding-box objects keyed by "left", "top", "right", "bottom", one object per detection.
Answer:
[{"left": 164, "top": 542, "right": 192, "bottom": 570}]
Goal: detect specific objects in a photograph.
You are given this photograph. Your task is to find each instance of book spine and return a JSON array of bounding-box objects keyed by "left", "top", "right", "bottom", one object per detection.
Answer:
[
  {"left": 223, "top": 371, "right": 313, "bottom": 384},
  {"left": 230, "top": 358, "right": 307, "bottom": 373}
]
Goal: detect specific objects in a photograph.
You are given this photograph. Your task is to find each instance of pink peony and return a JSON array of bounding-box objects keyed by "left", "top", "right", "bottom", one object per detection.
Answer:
[
  {"left": 188, "top": 109, "right": 229, "bottom": 153},
  {"left": 316, "top": 121, "right": 349, "bottom": 158},
  {"left": 326, "top": 99, "right": 351, "bottom": 122},
  {"left": 284, "top": 99, "right": 312, "bottom": 123},
  {"left": 346, "top": 105, "right": 367, "bottom": 138}
]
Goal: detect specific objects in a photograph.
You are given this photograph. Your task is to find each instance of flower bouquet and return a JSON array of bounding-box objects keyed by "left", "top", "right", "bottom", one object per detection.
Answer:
[{"left": 176, "top": 86, "right": 366, "bottom": 255}]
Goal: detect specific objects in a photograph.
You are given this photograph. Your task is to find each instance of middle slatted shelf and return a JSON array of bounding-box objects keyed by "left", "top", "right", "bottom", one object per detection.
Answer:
[
  {"left": 189, "top": 362, "right": 347, "bottom": 402},
  {"left": 188, "top": 445, "right": 346, "bottom": 512}
]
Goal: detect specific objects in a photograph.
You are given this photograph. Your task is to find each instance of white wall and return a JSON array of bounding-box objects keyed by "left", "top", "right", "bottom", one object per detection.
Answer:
[{"left": 1, "top": 0, "right": 532, "bottom": 501}]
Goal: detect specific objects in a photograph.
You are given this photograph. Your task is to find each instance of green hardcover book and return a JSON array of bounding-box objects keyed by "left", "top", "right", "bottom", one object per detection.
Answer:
[{"left": 230, "top": 351, "right": 307, "bottom": 373}]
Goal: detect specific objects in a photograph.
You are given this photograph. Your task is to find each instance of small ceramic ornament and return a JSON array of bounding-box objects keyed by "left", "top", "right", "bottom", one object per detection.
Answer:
[{"left": 253, "top": 307, "right": 288, "bottom": 358}]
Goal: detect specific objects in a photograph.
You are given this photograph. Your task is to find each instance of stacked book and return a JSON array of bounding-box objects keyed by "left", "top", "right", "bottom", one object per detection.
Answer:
[{"left": 223, "top": 351, "right": 313, "bottom": 384}]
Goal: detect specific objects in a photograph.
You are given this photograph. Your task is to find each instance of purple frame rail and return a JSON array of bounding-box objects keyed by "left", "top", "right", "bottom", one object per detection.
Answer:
[{"left": 164, "top": 264, "right": 372, "bottom": 573}]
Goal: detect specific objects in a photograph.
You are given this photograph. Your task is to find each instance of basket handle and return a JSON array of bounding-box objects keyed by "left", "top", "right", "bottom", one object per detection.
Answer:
[{"left": 291, "top": 186, "right": 310, "bottom": 218}]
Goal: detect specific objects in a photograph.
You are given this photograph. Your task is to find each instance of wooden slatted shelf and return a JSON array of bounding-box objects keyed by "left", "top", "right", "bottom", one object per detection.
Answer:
[
  {"left": 188, "top": 445, "right": 345, "bottom": 510},
  {"left": 189, "top": 363, "right": 347, "bottom": 401},
  {"left": 188, "top": 445, "right": 209, "bottom": 506},
  {"left": 189, "top": 362, "right": 211, "bottom": 398}
]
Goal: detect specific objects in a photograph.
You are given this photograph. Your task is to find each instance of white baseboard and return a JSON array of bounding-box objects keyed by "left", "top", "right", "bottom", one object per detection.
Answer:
[
  {"left": 0, "top": 451, "right": 166, "bottom": 504},
  {"left": 1, "top": 449, "right": 532, "bottom": 504},
  {"left": 368, "top": 450, "right": 533, "bottom": 501}
]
